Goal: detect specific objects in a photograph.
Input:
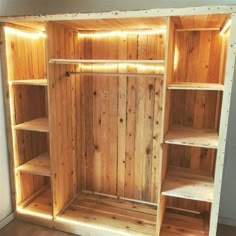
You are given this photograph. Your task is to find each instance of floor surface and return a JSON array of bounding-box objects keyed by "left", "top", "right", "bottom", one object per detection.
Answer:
[{"left": 0, "top": 219, "right": 236, "bottom": 236}]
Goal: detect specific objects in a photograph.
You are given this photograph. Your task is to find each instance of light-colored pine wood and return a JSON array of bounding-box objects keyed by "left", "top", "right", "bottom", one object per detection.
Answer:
[
  {"left": 162, "top": 166, "right": 214, "bottom": 202},
  {"left": 168, "top": 82, "right": 224, "bottom": 91},
  {"left": 9, "top": 79, "right": 47, "bottom": 86},
  {"left": 14, "top": 117, "right": 49, "bottom": 132},
  {"left": 17, "top": 153, "right": 50, "bottom": 177},
  {"left": 165, "top": 126, "right": 218, "bottom": 148}
]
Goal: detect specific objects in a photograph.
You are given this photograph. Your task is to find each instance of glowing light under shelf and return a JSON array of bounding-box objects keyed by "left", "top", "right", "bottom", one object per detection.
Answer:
[
  {"left": 17, "top": 207, "right": 52, "bottom": 220},
  {"left": 78, "top": 28, "right": 166, "bottom": 38},
  {"left": 4, "top": 27, "right": 46, "bottom": 39}
]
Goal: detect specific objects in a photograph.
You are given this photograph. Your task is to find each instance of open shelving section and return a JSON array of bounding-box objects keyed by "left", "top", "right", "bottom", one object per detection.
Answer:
[{"left": 1, "top": 8, "right": 236, "bottom": 236}]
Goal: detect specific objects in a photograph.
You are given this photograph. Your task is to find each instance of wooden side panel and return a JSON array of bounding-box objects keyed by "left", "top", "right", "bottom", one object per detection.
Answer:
[
  {"left": 47, "top": 22, "right": 77, "bottom": 216},
  {"left": 76, "top": 33, "right": 165, "bottom": 202}
]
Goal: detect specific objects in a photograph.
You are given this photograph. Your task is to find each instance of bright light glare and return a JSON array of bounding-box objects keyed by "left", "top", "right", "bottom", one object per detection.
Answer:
[
  {"left": 78, "top": 28, "right": 166, "bottom": 38},
  {"left": 17, "top": 207, "right": 52, "bottom": 219},
  {"left": 220, "top": 19, "right": 232, "bottom": 36},
  {"left": 4, "top": 27, "right": 46, "bottom": 39}
]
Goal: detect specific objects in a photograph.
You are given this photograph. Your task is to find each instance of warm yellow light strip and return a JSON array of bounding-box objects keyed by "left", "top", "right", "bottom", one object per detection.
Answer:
[
  {"left": 4, "top": 26, "right": 46, "bottom": 39},
  {"left": 17, "top": 207, "right": 52, "bottom": 220},
  {"left": 57, "top": 217, "right": 132, "bottom": 236},
  {"left": 220, "top": 19, "right": 232, "bottom": 35},
  {"left": 78, "top": 28, "right": 166, "bottom": 38},
  {"left": 78, "top": 63, "right": 165, "bottom": 72}
]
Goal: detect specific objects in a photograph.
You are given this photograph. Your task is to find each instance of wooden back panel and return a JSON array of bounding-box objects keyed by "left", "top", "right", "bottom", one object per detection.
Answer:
[{"left": 76, "top": 33, "right": 165, "bottom": 203}]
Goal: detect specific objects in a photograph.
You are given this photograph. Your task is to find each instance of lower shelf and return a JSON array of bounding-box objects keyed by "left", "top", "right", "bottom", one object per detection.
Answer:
[
  {"left": 17, "top": 186, "right": 52, "bottom": 219},
  {"left": 58, "top": 192, "right": 157, "bottom": 235},
  {"left": 161, "top": 209, "right": 209, "bottom": 236}
]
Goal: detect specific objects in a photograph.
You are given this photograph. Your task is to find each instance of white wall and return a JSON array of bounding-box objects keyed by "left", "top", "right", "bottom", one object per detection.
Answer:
[
  {"left": 0, "top": 0, "right": 235, "bottom": 16},
  {"left": 0, "top": 0, "right": 235, "bottom": 229},
  {"left": 0, "top": 58, "right": 13, "bottom": 229}
]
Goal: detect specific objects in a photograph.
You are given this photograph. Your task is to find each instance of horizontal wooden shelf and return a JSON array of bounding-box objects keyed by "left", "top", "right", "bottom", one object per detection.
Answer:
[
  {"left": 14, "top": 117, "right": 49, "bottom": 132},
  {"left": 18, "top": 186, "right": 52, "bottom": 218},
  {"left": 59, "top": 192, "right": 157, "bottom": 235},
  {"left": 8, "top": 79, "right": 48, "bottom": 86},
  {"left": 165, "top": 126, "right": 218, "bottom": 148},
  {"left": 17, "top": 153, "right": 50, "bottom": 177},
  {"left": 167, "top": 82, "right": 224, "bottom": 91},
  {"left": 161, "top": 210, "right": 209, "bottom": 236},
  {"left": 162, "top": 166, "right": 214, "bottom": 202},
  {"left": 49, "top": 58, "right": 165, "bottom": 64}
]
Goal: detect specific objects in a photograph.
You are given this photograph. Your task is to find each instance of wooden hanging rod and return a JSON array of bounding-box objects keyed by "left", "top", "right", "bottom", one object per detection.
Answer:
[
  {"left": 65, "top": 71, "right": 164, "bottom": 78},
  {"left": 49, "top": 59, "right": 165, "bottom": 64}
]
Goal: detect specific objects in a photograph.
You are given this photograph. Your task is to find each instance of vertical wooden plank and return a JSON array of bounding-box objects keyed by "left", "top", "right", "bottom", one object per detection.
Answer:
[
  {"left": 124, "top": 35, "right": 137, "bottom": 199},
  {"left": 117, "top": 35, "right": 127, "bottom": 197}
]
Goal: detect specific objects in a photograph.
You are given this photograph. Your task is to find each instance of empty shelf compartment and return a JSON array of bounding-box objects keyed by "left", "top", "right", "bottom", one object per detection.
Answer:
[
  {"left": 162, "top": 166, "right": 214, "bottom": 202},
  {"left": 17, "top": 153, "right": 50, "bottom": 177},
  {"left": 165, "top": 126, "right": 218, "bottom": 148},
  {"left": 59, "top": 192, "right": 157, "bottom": 235},
  {"left": 14, "top": 117, "right": 49, "bottom": 132}
]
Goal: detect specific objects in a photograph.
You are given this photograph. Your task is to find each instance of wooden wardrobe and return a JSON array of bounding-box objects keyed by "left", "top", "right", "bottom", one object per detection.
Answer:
[{"left": 0, "top": 6, "right": 236, "bottom": 236}]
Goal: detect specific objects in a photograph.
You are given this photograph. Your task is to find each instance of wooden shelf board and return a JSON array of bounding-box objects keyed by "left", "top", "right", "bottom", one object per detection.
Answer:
[
  {"left": 14, "top": 117, "right": 49, "bottom": 132},
  {"left": 9, "top": 79, "right": 47, "bottom": 86},
  {"left": 165, "top": 126, "right": 218, "bottom": 149},
  {"left": 59, "top": 192, "right": 157, "bottom": 235},
  {"left": 49, "top": 58, "right": 165, "bottom": 64},
  {"left": 18, "top": 186, "right": 52, "bottom": 219},
  {"left": 161, "top": 211, "right": 209, "bottom": 236},
  {"left": 162, "top": 167, "right": 214, "bottom": 202},
  {"left": 17, "top": 153, "right": 51, "bottom": 177},
  {"left": 167, "top": 82, "right": 224, "bottom": 91}
]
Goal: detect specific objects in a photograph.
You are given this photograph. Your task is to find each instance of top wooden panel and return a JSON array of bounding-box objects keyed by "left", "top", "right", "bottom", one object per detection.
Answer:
[
  {"left": 171, "top": 14, "right": 228, "bottom": 30},
  {"left": 59, "top": 17, "right": 166, "bottom": 31}
]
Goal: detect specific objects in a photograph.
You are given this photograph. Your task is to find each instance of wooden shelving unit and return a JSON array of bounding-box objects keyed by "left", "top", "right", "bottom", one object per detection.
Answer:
[
  {"left": 162, "top": 167, "right": 214, "bottom": 202},
  {"left": 17, "top": 153, "right": 50, "bottom": 177},
  {"left": 1, "top": 8, "right": 236, "bottom": 236},
  {"left": 14, "top": 117, "right": 49, "bottom": 132},
  {"left": 9, "top": 79, "right": 48, "bottom": 86},
  {"left": 165, "top": 126, "right": 219, "bottom": 149},
  {"left": 167, "top": 82, "right": 224, "bottom": 91}
]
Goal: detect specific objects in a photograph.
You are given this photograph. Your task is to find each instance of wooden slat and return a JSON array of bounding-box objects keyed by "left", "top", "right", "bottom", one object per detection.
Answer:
[
  {"left": 14, "top": 117, "right": 49, "bottom": 132},
  {"left": 168, "top": 82, "right": 224, "bottom": 91},
  {"left": 162, "top": 167, "right": 214, "bottom": 202},
  {"left": 165, "top": 126, "right": 218, "bottom": 149},
  {"left": 17, "top": 153, "right": 50, "bottom": 177},
  {"left": 9, "top": 79, "right": 47, "bottom": 86}
]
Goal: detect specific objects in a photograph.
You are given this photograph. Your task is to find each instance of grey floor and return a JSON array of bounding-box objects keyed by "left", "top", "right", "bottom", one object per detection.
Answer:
[{"left": 0, "top": 219, "right": 236, "bottom": 236}]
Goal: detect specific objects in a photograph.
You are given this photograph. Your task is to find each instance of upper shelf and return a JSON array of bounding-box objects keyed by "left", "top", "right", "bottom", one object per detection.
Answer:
[
  {"left": 49, "top": 59, "right": 165, "bottom": 64},
  {"left": 165, "top": 126, "right": 218, "bottom": 149},
  {"left": 167, "top": 82, "right": 224, "bottom": 91},
  {"left": 14, "top": 117, "right": 49, "bottom": 133},
  {"left": 9, "top": 79, "right": 47, "bottom": 86},
  {"left": 162, "top": 166, "right": 214, "bottom": 202},
  {"left": 17, "top": 152, "right": 50, "bottom": 177}
]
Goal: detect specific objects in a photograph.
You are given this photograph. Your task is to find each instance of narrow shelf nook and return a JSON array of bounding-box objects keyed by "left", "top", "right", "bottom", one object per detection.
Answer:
[
  {"left": 58, "top": 192, "right": 157, "bottom": 235},
  {"left": 162, "top": 166, "right": 214, "bottom": 202},
  {"left": 14, "top": 117, "right": 49, "bottom": 132},
  {"left": 167, "top": 82, "right": 224, "bottom": 91},
  {"left": 9, "top": 79, "right": 48, "bottom": 86},
  {"left": 161, "top": 209, "right": 209, "bottom": 236},
  {"left": 17, "top": 152, "right": 50, "bottom": 177},
  {"left": 165, "top": 126, "right": 219, "bottom": 148}
]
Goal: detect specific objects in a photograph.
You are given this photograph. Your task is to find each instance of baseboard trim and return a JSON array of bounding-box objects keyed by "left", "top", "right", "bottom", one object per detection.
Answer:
[
  {"left": 0, "top": 213, "right": 14, "bottom": 230},
  {"left": 219, "top": 216, "right": 236, "bottom": 227}
]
